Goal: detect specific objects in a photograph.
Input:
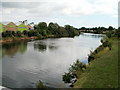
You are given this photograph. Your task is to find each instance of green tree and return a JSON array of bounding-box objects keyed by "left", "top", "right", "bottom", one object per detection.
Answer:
[
  {"left": 58, "top": 26, "right": 69, "bottom": 37},
  {"left": 65, "top": 25, "right": 77, "bottom": 37},
  {"left": 108, "top": 26, "right": 114, "bottom": 31},
  {"left": 48, "top": 22, "right": 59, "bottom": 35},
  {"left": 38, "top": 22, "right": 47, "bottom": 30}
]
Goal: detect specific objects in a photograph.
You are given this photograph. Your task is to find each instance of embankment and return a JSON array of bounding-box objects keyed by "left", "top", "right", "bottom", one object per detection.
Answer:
[
  {"left": 74, "top": 38, "right": 119, "bottom": 88},
  {"left": 0, "top": 35, "right": 58, "bottom": 44}
]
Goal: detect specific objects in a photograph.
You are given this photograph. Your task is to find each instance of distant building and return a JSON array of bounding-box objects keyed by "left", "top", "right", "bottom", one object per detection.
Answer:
[
  {"left": 18, "top": 23, "right": 28, "bottom": 32},
  {"left": 0, "top": 23, "right": 5, "bottom": 33},
  {"left": 5, "top": 22, "right": 18, "bottom": 32},
  {"left": 27, "top": 24, "right": 33, "bottom": 30}
]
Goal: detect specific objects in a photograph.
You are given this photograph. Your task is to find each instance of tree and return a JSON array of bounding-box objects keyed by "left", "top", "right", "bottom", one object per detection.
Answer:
[
  {"left": 48, "top": 22, "right": 59, "bottom": 35},
  {"left": 38, "top": 22, "right": 47, "bottom": 30},
  {"left": 80, "top": 27, "right": 86, "bottom": 30},
  {"left": 34, "top": 25, "right": 38, "bottom": 30},
  {"left": 65, "top": 25, "right": 77, "bottom": 37},
  {"left": 115, "top": 27, "right": 120, "bottom": 38},
  {"left": 58, "top": 26, "right": 69, "bottom": 37},
  {"left": 108, "top": 26, "right": 114, "bottom": 31}
]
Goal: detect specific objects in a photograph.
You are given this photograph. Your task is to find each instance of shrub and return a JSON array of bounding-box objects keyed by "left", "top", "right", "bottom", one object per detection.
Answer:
[
  {"left": 36, "top": 80, "right": 47, "bottom": 88},
  {"left": 28, "top": 30, "right": 33, "bottom": 37},
  {"left": 23, "top": 30, "right": 28, "bottom": 36},
  {"left": 2, "top": 32, "right": 7, "bottom": 37},
  {"left": 62, "top": 72, "right": 72, "bottom": 83},
  {"left": 5, "top": 31, "right": 13, "bottom": 37},
  {"left": 88, "top": 55, "right": 95, "bottom": 63},
  {"left": 33, "top": 30, "right": 40, "bottom": 36},
  {"left": 11, "top": 31, "right": 16, "bottom": 37},
  {"left": 106, "top": 31, "right": 112, "bottom": 38},
  {"left": 16, "top": 31, "right": 22, "bottom": 37},
  {"left": 103, "top": 41, "right": 112, "bottom": 48},
  {"left": 69, "top": 59, "right": 86, "bottom": 73},
  {"left": 62, "top": 60, "right": 86, "bottom": 83}
]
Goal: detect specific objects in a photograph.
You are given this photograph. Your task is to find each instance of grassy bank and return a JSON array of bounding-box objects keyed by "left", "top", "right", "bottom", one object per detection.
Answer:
[{"left": 74, "top": 38, "right": 119, "bottom": 88}]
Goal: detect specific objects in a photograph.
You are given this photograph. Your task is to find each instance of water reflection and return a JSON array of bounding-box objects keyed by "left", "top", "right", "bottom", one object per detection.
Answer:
[
  {"left": 48, "top": 45, "right": 58, "bottom": 50},
  {"left": 2, "top": 41, "right": 27, "bottom": 57},
  {"left": 34, "top": 40, "right": 59, "bottom": 52},
  {"left": 34, "top": 41, "right": 47, "bottom": 52}
]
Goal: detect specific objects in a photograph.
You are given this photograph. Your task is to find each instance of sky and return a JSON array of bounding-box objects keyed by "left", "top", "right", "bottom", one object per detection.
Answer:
[{"left": 0, "top": 0, "right": 119, "bottom": 28}]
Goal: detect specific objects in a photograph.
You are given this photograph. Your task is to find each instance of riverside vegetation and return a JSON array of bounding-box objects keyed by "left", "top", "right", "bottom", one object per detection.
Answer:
[
  {"left": 1, "top": 22, "right": 80, "bottom": 43},
  {"left": 62, "top": 29, "right": 119, "bottom": 88}
]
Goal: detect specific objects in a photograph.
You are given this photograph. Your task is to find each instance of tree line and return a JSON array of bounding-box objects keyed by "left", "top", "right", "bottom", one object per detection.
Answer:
[
  {"left": 79, "top": 26, "right": 118, "bottom": 34},
  {"left": 1, "top": 22, "right": 119, "bottom": 38},
  {"left": 2, "top": 22, "right": 80, "bottom": 38}
]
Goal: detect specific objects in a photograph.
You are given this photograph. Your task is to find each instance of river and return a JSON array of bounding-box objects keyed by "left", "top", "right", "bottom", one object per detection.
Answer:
[{"left": 1, "top": 33, "right": 102, "bottom": 88}]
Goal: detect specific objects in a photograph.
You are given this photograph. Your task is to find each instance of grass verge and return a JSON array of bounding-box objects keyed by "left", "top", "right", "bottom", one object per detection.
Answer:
[{"left": 74, "top": 38, "right": 119, "bottom": 88}]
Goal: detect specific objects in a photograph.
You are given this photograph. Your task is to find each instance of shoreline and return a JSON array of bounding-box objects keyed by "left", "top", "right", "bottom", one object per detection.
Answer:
[
  {"left": 68, "top": 36, "right": 112, "bottom": 87},
  {"left": 0, "top": 35, "right": 61, "bottom": 44},
  {"left": 73, "top": 37, "right": 118, "bottom": 88}
]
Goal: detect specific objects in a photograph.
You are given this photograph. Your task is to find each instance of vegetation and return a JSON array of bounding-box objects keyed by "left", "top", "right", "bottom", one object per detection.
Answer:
[
  {"left": 36, "top": 80, "right": 47, "bottom": 89},
  {"left": 1, "top": 22, "right": 80, "bottom": 41},
  {"left": 62, "top": 60, "right": 86, "bottom": 84},
  {"left": 74, "top": 38, "right": 118, "bottom": 88},
  {"left": 79, "top": 26, "right": 117, "bottom": 34},
  {"left": 88, "top": 28, "right": 119, "bottom": 63},
  {"left": 62, "top": 29, "right": 119, "bottom": 88},
  {"left": 73, "top": 29, "right": 119, "bottom": 88}
]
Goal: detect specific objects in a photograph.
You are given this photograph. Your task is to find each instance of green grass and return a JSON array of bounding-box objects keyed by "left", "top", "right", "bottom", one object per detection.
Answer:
[{"left": 74, "top": 38, "right": 119, "bottom": 88}]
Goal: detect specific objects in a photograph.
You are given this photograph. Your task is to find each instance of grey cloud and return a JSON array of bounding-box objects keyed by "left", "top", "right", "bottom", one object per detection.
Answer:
[
  {"left": 1, "top": 2, "right": 66, "bottom": 17},
  {"left": 27, "top": 2, "right": 66, "bottom": 16},
  {"left": 1, "top": 2, "right": 41, "bottom": 9}
]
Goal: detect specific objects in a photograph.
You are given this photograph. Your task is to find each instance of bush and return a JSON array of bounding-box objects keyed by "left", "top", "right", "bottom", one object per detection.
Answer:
[
  {"left": 62, "top": 72, "right": 72, "bottom": 83},
  {"left": 103, "top": 41, "right": 112, "bottom": 48},
  {"left": 106, "top": 31, "right": 112, "bottom": 38},
  {"left": 11, "top": 31, "right": 16, "bottom": 37},
  {"left": 16, "top": 31, "right": 22, "bottom": 37},
  {"left": 36, "top": 80, "right": 47, "bottom": 88},
  {"left": 88, "top": 55, "right": 95, "bottom": 63},
  {"left": 34, "top": 30, "right": 40, "bottom": 36},
  {"left": 2, "top": 32, "right": 7, "bottom": 37},
  {"left": 23, "top": 30, "right": 28, "bottom": 36},
  {"left": 6, "top": 31, "right": 13, "bottom": 37},
  {"left": 28, "top": 30, "right": 33, "bottom": 37},
  {"left": 115, "top": 29, "right": 120, "bottom": 38},
  {"left": 101, "top": 36, "right": 112, "bottom": 49},
  {"left": 62, "top": 60, "right": 86, "bottom": 83},
  {"left": 69, "top": 59, "right": 86, "bottom": 73}
]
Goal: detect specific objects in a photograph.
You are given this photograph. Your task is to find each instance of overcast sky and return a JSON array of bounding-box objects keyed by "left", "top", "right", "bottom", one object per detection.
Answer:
[{"left": 0, "top": 0, "right": 119, "bottom": 28}]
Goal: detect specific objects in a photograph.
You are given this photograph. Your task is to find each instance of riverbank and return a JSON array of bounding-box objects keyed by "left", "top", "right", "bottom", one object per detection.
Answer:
[
  {"left": 74, "top": 38, "right": 118, "bottom": 88},
  {"left": 0, "top": 35, "right": 60, "bottom": 44}
]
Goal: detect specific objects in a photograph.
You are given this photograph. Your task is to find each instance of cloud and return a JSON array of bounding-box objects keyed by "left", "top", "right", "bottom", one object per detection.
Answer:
[
  {"left": 0, "top": 0, "right": 118, "bottom": 27},
  {"left": 1, "top": 0, "right": 118, "bottom": 16},
  {"left": 1, "top": 2, "right": 40, "bottom": 9}
]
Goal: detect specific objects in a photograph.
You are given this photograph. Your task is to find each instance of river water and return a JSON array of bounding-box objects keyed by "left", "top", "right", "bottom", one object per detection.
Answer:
[{"left": 1, "top": 33, "right": 102, "bottom": 88}]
